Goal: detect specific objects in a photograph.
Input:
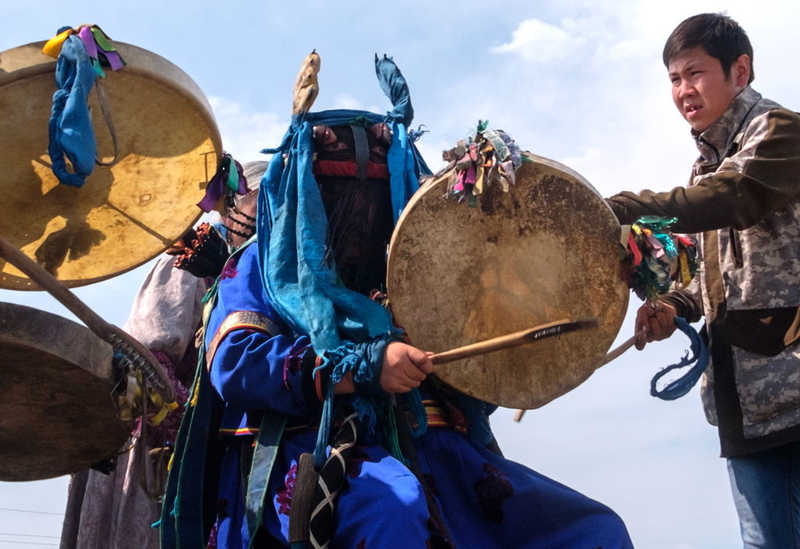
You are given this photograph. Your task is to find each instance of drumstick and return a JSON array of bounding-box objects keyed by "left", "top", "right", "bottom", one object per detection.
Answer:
[
  {"left": 0, "top": 237, "right": 176, "bottom": 401},
  {"left": 430, "top": 318, "right": 598, "bottom": 365},
  {"left": 513, "top": 331, "right": 643, "bottom": 422}
]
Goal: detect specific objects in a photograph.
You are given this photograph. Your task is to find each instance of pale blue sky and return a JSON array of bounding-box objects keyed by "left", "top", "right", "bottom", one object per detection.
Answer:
[{"left": 2, "top": 2, "right": 800, "bottom": 548}]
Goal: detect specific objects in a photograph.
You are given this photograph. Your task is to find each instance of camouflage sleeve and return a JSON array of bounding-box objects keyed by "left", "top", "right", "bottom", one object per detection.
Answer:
[{"left": 607, "top": 109, "right": 800, "bottom": 233}]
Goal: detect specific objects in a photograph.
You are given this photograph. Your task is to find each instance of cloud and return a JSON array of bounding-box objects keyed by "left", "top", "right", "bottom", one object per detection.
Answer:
[
  {"left": 490, "top": 14, "right": 654, "bottom": 68},
  {"left": 326, "top": 93, "right": 385, "bottom": 114},
  {"left": 605, "top": 39, "right": 651, "bottom": 61},
  {"left": 208, "top": 96, "right": 288, "bottom": 162},
  {"left": 491, "top": 18, "right": 579, "bottom": 62}
]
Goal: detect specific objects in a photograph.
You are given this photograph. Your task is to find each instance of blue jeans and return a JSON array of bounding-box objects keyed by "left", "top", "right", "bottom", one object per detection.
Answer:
[{"left": 727, "top": 442, "right": 800, "bottom": 548}]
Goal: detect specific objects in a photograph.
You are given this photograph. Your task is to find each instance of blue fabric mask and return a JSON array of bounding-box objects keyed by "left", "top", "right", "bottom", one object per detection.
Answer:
[{"left": 256, "top": 55, "right": 431, "bottom": 352}]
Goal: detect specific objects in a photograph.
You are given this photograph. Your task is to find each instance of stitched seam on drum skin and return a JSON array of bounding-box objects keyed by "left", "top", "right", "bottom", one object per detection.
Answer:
[{"left": 206, "top": 311, "right": 280, "bottom": 368}]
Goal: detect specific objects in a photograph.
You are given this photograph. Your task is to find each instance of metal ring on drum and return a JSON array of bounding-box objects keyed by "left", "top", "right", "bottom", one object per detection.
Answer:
[
  {"left": 387, "top": 153, "right": 629, "bottom": 410},
  {"left": 0, "top": 40, "right": 222, "bottom": 289}
]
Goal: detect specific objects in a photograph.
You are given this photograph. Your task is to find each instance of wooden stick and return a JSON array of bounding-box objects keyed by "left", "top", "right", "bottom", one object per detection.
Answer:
[
  {"left": 430, "top": 318, "right": 598, "bottom": 365},
  {"left": 0, "top": 237, "right": 112, "bottom": 338},
  {"left": 0, "top": 237, "right": 175, "bottom": 401}
]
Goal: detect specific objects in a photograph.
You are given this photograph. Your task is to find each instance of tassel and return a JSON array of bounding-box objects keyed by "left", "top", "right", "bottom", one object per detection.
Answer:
[{"left": 650, "top": 317, "right": 709, "bottom": 400}]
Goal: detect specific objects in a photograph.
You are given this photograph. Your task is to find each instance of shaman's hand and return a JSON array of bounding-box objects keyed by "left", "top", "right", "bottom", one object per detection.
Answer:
[{"left": 380, "top": 342, "right": 434, "bottom": 393}]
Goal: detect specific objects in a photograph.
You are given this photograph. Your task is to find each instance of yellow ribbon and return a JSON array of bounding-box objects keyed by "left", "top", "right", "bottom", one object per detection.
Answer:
[
  {"left": 116, "top": 363, "right": 179, "bottom": 426},
  {"left": 188, "top": 374, "right": 201, "bottom": 407},
  {"left": 679, "top": 250, "right": 692, "bottom": 286},
  {"left": 147, "top": 391, "right": 178, "bottom": 427},
  {"left": 41, "top": 28, "right": 75, "bottom": 58}
]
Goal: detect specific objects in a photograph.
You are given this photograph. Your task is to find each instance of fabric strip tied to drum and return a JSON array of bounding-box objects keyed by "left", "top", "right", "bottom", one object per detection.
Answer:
[{"left": 44, "top": 25, "right": 126, "bottom": 188}]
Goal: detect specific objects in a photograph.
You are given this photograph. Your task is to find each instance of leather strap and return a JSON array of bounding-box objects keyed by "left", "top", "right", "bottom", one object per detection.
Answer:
[
  {"left": 350, "top": 124, "right": 369, "bottom": 181},
  {"left": 246, "top": 410, "right": 287, "bottom": 547}
]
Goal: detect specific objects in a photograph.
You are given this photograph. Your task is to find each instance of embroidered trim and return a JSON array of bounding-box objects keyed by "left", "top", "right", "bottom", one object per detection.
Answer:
[
  {"left": 217, "top": 426, "right": 260, "bottom": 436},
  {"left": 206, "top": 310, "right": 281, "bottom": 368},
  {"left": 423, "top": 400, "right": 451, "bottom": 428},
  {"left": 314, "top": 355, "right": 327, "bottom": 403},
  {"left": 220, "top": 400, "right": 453, "bottom": 436}
]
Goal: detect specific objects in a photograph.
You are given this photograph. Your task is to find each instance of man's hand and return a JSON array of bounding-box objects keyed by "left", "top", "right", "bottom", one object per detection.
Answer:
[
  {"left": 380, "top": 342, "right": 434, "bottom": 393},
  {"left": 635, "top": 301, "right": 677, "bottom": 350}
]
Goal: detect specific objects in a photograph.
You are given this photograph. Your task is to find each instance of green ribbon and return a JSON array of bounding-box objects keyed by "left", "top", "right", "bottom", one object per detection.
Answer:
[
  {"left": 91, "top": 27, "right": 116, "bottom": 52},
  {"left": 226, "top": 156, "right": 240, "bottom": 192}
]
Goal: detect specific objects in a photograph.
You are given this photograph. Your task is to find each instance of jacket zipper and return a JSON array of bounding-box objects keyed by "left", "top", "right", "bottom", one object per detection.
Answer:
[{"left": 729, "top": 228, "right": 744, "bottom": 268}]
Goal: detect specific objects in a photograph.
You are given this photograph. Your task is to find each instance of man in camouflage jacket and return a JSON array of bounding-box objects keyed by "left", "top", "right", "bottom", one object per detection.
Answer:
[{"left": 606, "top": 13, "right": 800, "bottom": 548}]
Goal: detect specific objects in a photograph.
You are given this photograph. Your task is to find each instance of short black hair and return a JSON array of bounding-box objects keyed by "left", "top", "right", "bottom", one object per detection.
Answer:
[{"left": 663, "top": 13, "right": 754, "bottom": 84}]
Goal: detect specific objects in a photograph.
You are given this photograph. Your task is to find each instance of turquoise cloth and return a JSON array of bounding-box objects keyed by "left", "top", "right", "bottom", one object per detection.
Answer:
[
  {"left": 256, "top": 55, "right": 430, "bottom": 353},
  {"left": 48, "top": 32, "right": 98, "bottom": 188}
]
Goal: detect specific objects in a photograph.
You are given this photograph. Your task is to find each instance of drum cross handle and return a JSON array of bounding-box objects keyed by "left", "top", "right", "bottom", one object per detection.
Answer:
[{"left": 0, "top": 237, "right": 175, "bottom": 402}]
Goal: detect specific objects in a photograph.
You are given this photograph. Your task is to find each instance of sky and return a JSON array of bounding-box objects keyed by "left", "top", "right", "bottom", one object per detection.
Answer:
[{"left": 1, "top": 1, "right": 800, "bottom": 548}]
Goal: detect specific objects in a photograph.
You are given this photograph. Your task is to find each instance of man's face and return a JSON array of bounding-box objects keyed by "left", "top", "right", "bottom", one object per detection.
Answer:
[{"left": 668, "top": 47, "right": 750, "bottom": 133}]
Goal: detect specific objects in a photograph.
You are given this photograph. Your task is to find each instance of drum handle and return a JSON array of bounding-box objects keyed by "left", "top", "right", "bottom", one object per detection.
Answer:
[
  {"left": 0, "top": 237, "right": 175, "bottom": 402},
  {"left": 596, "top": 335, "right": 637, "bottom": 368},
  {"left": 93, "top": 80, "right": 121, "bottom": 167}
]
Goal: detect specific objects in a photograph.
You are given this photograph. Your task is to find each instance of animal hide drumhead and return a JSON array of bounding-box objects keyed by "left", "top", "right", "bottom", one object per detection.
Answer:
[
  {"left": 387, "top": 154, "right": 629, "bottom": 409},
  {"left": 0, "top": 302, "right": 133, "bottom": 481},
  {"left": 0, "top": 41, "right": 221, "bottom": 289}
]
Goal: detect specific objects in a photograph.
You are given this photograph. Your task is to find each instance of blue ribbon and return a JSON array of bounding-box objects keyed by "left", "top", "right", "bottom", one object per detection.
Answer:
[
  {"left": 48, "top": 34, "right": 99, "bottom": 188},
  {"left": 650, "top": 317, "right": 710, "bottom": 400}
]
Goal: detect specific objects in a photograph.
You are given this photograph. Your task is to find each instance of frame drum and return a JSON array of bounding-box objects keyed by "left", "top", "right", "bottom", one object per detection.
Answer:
[
  {"left": 387, "top": 153, "right": 629, "bottom": 409},
  {"left": 0, "top": 40, "right": 222, "bottom": 289},
  {"left": 0, "top": 302, "right": 133, "bottom": 481}
]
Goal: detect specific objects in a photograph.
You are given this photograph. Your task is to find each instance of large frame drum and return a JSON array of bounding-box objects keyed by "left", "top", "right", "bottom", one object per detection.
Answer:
[
  {"left": 387, "top": 154, "right": 629, "bottom": 409},
  {"left": 0, "top": 40, "right": 222, "bottom": 289}
]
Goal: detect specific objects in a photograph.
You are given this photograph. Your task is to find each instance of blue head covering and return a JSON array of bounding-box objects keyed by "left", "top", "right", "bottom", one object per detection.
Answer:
[{"left": 257, "top": 55, "right": 431, "bottom": 352}]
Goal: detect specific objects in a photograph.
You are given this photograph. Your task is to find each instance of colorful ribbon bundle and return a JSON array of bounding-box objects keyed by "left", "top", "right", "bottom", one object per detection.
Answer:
[
  {"left": 117, "top": 365, "right": 178, "bottom": 427},
  {"left": 42, "top": 25, "right": 126, "bottom": 76},
  {"left": 621, "top": 216, "right": 698, "bottom": 302},
  {"left": 196, "top": 153, "right": 248, "bottom": 213},
  {"left": 443, "top": 121, "right": 523, "bottom": 205},
  {"left": 619, "top": 217, "right": 706, "bottom": 401}
]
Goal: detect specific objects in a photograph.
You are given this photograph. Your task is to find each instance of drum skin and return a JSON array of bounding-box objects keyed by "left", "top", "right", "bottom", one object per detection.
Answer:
[
  {"left": 0, "top": 302, "right": 133, "bottom": 481},
  {"left": 0, "top": 41, "right": 222, "bottom": 289},
  {"left": 387, "top": 154, "right": 629, "bottom": 409}
]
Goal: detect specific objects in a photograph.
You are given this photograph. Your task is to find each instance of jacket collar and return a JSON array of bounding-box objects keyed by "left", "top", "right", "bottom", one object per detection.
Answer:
[{"left": 693, "top": 86, "right": 762, "bottom": 164}]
